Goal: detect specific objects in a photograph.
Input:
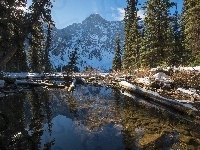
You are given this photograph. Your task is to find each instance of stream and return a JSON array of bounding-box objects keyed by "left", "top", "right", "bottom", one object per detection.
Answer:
[{"left": 0, "top": 85, "right": 200, "bottom": 149}]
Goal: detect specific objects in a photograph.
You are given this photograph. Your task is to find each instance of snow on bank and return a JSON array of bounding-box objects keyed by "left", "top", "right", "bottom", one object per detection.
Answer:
[
  {"left": 150, "top": 66, "right": 200, "bottom": 72},
  {"left": 177, "top": 88, "right": 197, "bottom": 95},
  {"left": 135, "top": 77, "right": 151, "bottom": 85},
  {"left": 179, "top": 66, "right": 200, "bottom": 71},
  {"left": 138, "top": 65, "right": 200, "bottom": 86},
  {"left": 2, "top": 72, "right": 43, "bottom": 78},
  {"left": 177, "top": 88, "right": 199, "bottom": 98},
  {"left": 135, "top": 72, "right": 173, "bottom": 87},
  {"left": 153, "top": 72, "right": 173, "bottom": 83},
  {"left": 132, "top": 68, "right": 200, "bottom": 103}
]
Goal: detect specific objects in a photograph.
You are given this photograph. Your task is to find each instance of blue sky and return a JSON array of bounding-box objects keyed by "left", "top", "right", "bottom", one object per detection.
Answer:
[{"left": 28, "top": 0, "right": 183, "bottom": 29}]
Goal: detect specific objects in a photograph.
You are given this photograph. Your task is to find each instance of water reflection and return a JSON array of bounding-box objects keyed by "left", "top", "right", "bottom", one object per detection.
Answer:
[
  {"left": 0, "top": 85, "right": 200, "bottom": 149},
  {"left": 41, "top": 115, "right": 124, "bottom": 150},
  {"left": 0, "top": 89, "right": 54, "bottom": 149}
]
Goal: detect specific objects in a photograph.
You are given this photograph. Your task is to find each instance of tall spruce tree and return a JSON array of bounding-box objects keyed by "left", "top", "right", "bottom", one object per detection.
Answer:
[
  {"left": 112, "top": 35, "right": 122, "bottom": 71},
  {"left": 181, "top": 0, "right": 200, "bottom": 65},
  {"left": 123, "top": 0, "right": 140, "bottom": 71},
  {"left": 168, "top": 4, "right": 184, "bottom": 66},
  {"left": 43, "top": 24, "right": 52, "bottom": 72},
  {"left": 142, "top": 0, "right": 176, "bottom": 67}
]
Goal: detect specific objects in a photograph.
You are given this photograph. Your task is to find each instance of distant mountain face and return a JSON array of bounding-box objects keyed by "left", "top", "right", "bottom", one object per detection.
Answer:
[{"left": 49, "top": 14, "right": 124, "bottom": 71}]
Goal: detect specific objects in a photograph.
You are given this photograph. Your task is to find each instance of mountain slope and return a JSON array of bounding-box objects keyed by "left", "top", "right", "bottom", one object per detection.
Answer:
[{"left": 50, "top": 14, "right": 124, "bottom": 71}]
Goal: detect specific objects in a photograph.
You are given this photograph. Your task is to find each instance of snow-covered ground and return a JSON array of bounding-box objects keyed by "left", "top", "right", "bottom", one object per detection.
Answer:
[
  {"left": 2, "top": 72, "right": 43, "bottom": 78},
  {"left": 150, "top": 66, "right": 200, "bottom": 72}
]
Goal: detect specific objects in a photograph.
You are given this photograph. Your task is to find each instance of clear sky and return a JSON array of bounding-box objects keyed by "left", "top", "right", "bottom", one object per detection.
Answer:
[{"left": 28, "top": 0, "right": 183, "bottom": 29}]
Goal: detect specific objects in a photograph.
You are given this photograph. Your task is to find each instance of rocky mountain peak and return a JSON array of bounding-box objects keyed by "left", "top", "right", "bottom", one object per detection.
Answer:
[{"left": 82, "top": 14, "right": 107, "bottom": 24}]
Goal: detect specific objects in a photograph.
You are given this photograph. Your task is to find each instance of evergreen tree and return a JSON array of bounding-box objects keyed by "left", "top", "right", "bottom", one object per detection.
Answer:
[
  {"left": 0, "top": 0, "right": 26, "bottom": 70},
  {"left": 168, "top": 4, "right": 185, "bottom": 66},
  {"left": 68, "top": 47, "right": 79, "bottom": 72},
  {"left": 43, "top": 24, "right": 52, "bottom": 72},
  {"left": 141, "top": 0, "right": 176, "bottom": 67},
  {"left": 181, "top": 0, "right": 200, "bottom": 65},
  {"left": 28, "top": 20, "right": 45, "bottom": 72},
  {"left": 63, "top": 46, "right": 79, "bottom": 73},
  {"left": 112, "top": 35, "right": 122, "bottom": 71},
  {"left": 123, "top": 0, "right": 140, "bottom": 71},
  {"left": 0, "top": 0, "right": 54, "bottom": 70}
]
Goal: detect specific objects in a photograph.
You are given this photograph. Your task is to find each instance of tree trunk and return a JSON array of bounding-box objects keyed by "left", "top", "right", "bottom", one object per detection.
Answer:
[{"left": 0, "top": 47, "right": 17, "bottom": 70}]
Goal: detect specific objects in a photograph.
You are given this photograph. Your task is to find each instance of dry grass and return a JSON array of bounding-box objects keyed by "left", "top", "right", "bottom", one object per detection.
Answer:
[{"left": 172, "top": 71, "right": 200, "bottom": 89}]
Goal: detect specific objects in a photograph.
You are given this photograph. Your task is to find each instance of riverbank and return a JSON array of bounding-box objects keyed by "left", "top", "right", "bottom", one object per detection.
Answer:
[
  {"left": 0, "top": 68, "right": 199, "bottom": 119},
  {"left": 112, "top": 66, "right": 200, "bottom": 103}
]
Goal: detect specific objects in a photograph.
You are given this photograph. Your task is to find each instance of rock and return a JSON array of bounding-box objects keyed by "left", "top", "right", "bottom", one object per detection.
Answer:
[
  {"left": 150, "top": 81, "right": 163, "bottom": 89},
  {"left": 139, "top": 133, "right": 162, "bottom": 146},
  {"left": 175, "top": 128, "right": 189, "bottom": 135}
]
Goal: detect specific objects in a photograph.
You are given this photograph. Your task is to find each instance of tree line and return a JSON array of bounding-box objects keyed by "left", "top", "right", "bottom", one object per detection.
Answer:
[
  {"left": 1, "top": 0, "right": 199, "bottom": 73},
  {"left": 112, "top": 0, "right": 200, "bottom": 72},
  {"left": 0, "top": 0, "right": 53, "bottom": 72}
]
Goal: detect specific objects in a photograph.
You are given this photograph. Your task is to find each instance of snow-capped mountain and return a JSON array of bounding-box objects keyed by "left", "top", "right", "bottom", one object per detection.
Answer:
[{"left": 50, "top": 14, "right": 124, "bottom": 71}]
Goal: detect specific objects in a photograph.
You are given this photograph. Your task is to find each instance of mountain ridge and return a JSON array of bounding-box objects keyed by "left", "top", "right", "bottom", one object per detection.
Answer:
[{"left": 49, "top": 14, "right": 124, "bottom": 71}]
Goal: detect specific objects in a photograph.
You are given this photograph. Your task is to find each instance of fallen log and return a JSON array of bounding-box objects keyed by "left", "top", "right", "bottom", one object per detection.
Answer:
[{"left": 118, "top": 81, "right": 199, "bottom": 119}]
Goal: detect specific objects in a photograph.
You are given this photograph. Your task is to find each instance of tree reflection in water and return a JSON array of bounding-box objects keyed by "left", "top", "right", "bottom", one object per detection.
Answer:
[
  {"left": 112, "top": 88, "right": 121, "bottom": 116},
  {"left": 66, "top": 92, "right": 79, "bottom": 119},
  {"left": 0, "top": 89, "right": 54, "bottom": 149}
]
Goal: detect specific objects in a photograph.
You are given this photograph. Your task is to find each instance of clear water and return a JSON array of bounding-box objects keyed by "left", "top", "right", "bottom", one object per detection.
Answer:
[{"left": 0, "top": 85, "right": 200, "bottom": 150}]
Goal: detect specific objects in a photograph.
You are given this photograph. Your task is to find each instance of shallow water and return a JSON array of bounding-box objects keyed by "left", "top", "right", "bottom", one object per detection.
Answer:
[{"left": 0, "top": 85, "right": 200, "bottom": 149}]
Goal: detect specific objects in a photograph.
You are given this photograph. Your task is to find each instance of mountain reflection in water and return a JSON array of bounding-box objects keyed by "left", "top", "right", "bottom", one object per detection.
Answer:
[{"left": 0, "top": 85, "right": 200, "bottom": 150}]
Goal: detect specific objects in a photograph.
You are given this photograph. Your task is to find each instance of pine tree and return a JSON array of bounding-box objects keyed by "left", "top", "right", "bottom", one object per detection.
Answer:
[
  {"left": 123, "top": 0, "right": 140, "bottom": 71},
  {"left": 112, "top": 35, "right": 122, "bottom": 71},
  {"left": 181, "top": 0, "right": 200, "bottom": 65},
  {"left": 142, "top": 0, "right": 176, "bottom": 67}
]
